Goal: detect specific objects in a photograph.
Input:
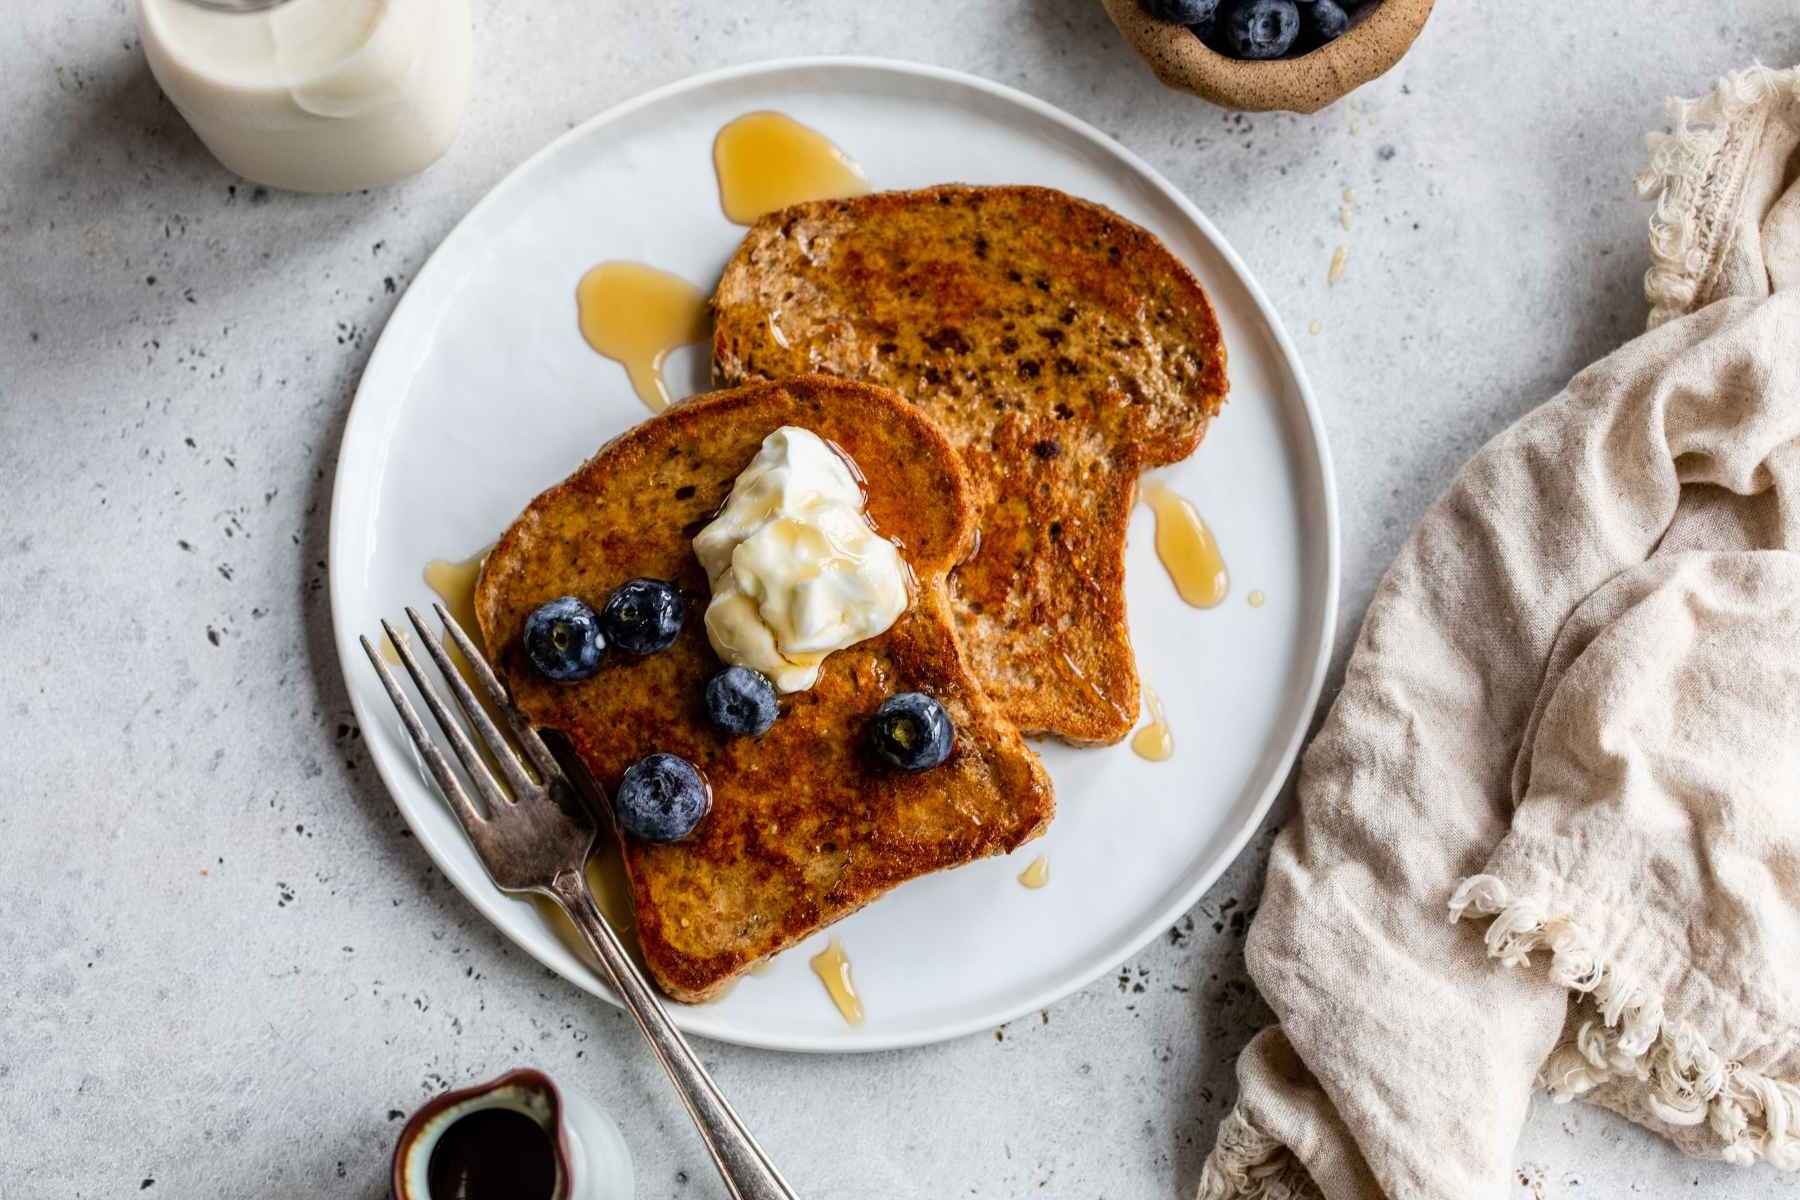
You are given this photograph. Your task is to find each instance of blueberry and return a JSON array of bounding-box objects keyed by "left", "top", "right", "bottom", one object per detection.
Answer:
[
  {"left": 1221, "top": 0, "right": 1299, "bottom": 59},
  {"left": 1196, "top": 13, "right": 1228, "bottom": 50},
  {"left": 599, "top": 578, "right": 684, "bottom": 655},
  {"left": 522, "top": 596, "right": 604, "bottom": 681},
  {"left": 1301, "top": 0, "right": 1349, "bottom": 43},
  {"left": 705, "top": 667, "right": 779, "bottom": 737},
  {"left": 614, "top": 753, "right": 711, "bottom": 842},
  {"left": 869, "top": 693, "right": 955, "bottom": 772},
  {"left": 1140, "top": 0, "right": 1217, "bottom": 24}
]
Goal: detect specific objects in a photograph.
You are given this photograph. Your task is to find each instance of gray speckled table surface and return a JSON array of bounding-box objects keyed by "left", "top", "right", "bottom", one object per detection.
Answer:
[{"left": 5, "top": 3, "right": 1798, "bottom": 1197}]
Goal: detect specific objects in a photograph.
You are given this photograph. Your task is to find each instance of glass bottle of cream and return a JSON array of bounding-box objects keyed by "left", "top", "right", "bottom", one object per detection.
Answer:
[{"left": 136, "top": 0, "right": 473, "bottom": 194}]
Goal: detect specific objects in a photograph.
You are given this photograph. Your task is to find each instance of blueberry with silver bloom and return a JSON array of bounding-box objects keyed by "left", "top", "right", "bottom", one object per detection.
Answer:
[
  {"left": 1222, "top": 0, "right": 1300, "bottom": 59},
  {"left": 1139, "top": 0, "right": 1217, "bottom": 24},
  {"left": 614, "top": 753, "right": 711, "bottom": 842},
  {"left": 600, "top": 577, "right": 685, "bottom": 655},
  {"left": 1301, "top": 0, "right": 1349, "bottom": 43},
  {"left": 705, "top": 666, "right": 779, "bottom": 737},
  {"left": 869, "top": 692, "right": 956, "bottom": 772},
  {"left": 522, "top": 595, "right": 605, "bottom": 682}
]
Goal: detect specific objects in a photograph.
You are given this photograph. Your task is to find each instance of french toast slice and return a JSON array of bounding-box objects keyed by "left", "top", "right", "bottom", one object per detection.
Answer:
[
  {"left": 475, "top": 376, "right": 1055, "bottom": 1003},
  {"left": 712, "top": 185, "right": 1229, "bottom": 744}
]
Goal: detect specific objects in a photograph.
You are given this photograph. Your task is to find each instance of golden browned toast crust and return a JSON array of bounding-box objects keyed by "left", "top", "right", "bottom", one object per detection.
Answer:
[
  {"left": 475, "top": 377, "right": 1054, "bottom": 1002},
  {"left": 712, "top": 185, "right": 1229, "bottom": 744}
]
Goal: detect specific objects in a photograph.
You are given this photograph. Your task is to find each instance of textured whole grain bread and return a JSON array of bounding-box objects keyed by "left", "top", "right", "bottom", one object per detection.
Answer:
[
  {"left": 712, "top": 185, "right": 1228, "bottom": 744},
  {"left": 474, "top": 376, "right": 1054, "bottom": 1002}
]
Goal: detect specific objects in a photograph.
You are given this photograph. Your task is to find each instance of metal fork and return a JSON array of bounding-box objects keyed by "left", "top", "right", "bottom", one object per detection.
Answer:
[{"left": 361, "top": 604, "right": 797, "bottom": 1200}]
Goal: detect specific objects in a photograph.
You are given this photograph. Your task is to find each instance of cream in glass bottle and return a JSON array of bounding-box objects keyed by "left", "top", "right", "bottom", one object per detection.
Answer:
[{"left": 136, "top": 0, "right": 472, "bottom": 194}]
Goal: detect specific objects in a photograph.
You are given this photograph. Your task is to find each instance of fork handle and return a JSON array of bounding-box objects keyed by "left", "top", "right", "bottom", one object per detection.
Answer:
[{"left": 548, "top": 869, "right": 799, "bottom": 1200}]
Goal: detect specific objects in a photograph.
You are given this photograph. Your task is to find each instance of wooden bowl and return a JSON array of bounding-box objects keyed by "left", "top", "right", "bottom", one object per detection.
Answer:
[{"left": 1099, "top": 0, "right": 1435, "bottom": 114}]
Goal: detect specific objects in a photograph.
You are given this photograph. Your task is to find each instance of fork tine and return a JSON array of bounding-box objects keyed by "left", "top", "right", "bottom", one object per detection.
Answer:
[
  {"left": 434, "top": 601, "right": 564, "bottom": 782},
  {"left": 360, "top": 634, "right": 485, "bottom": 833},
  {"left": 404, "top": 606, "right": 540, "bottom": 801},
  {"left": 379, "top": 618, "right": 514, "bottom": 816}
]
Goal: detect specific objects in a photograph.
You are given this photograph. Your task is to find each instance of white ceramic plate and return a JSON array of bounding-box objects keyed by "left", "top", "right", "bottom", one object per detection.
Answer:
[{"left": 330, "top": 57, "right": 1337, "bottom": 1052}]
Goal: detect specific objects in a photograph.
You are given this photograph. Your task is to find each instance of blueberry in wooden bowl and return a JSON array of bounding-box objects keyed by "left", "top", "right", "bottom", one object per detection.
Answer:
[{"left": 1099, "top": 0, "right": 1435, "bottom": 114}]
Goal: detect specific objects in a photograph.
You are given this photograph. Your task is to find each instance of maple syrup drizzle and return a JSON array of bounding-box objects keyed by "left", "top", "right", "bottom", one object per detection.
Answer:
[
  {"left": 1131, "top": 687, "right": 1174, "bottom": 763},
  {"left": 419, "top": 547, "right": 495, "bottom": 697},
  {"left": 538, "top": 851, "right": 639, "bottom": 968},
  {"left": 1018, "top": 856, "right": 1050, "bottom": 890},
  {"left": 1141, "top": 481, "right": 1228, "bottom": 608},
  {"left": 421, "top": 544, "right": 567, "bottom": 829},
  {"left": 810, "top": 936, "right": 865, "bottom": 1026},
  {"left": 423, "top": 550, "right": 486, "bottom": 640},
  {"left": 385, "top": 546, "right": 491, "bottom": 666},
  {"left": 713, "top": 111, "right": 870, "bottom": 225},
  {"left": 576, "top": 261, "right": 709, "bottom": 414}
]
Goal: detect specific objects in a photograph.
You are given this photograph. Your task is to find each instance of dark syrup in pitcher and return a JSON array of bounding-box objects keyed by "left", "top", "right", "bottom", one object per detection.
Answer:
[{"left": 426, "top": 1107, "right": 557, "bottom": 1200}]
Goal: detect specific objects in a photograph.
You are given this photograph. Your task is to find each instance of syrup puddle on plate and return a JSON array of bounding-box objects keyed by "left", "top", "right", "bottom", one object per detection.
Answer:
[
  {"left": 424, "top": 549, "right": 488, "bottom": 642},
  {"left": 1017, "top": 855, "right": 1050, "bottom": 890},
  {"left": 415, "top": 545, "right": 542, "bottom": 808},
  {"left": 379, "top": 547, "right": 490, "bottom": 664},
  {"left": 1131, "top": 687, "right": 1174, "bottom": 763},
  {"left": 538, "top": 850, "right": 641, "bottom": 967},
  {"left": 1141, "top": 481, "right": 1228, "bottom": 608},
  {"left": 713, "top": 110, "right": 870, "bottom": 225},
  {"left": 576, "top": 261, "right": 709, "bottom": 414},
  {"left": 809, "top": 936, "right": 865, "bottom": 1026},
  {"left": 423, "top": 547, "right": 497, "bottom": 701}
]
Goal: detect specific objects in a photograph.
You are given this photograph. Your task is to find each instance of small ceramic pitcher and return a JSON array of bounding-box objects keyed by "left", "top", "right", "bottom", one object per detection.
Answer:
[{"left": 391, "top": 1068, "right": 633, "bottom": 1200}]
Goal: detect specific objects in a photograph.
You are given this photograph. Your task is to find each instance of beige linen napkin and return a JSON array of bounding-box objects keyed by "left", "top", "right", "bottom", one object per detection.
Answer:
[{"left": 1199, "top": 66, "right": 1800, "bottom": 1199}]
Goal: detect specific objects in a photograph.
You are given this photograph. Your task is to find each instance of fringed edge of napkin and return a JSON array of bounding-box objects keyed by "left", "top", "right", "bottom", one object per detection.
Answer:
[
  {"left": 1197, "top": 1107, "right": 1323, "bottom": 1200},
  {"left": 1448, "top": 875, "right": 1800, "bottom": 1170},
  {"left": 1638, "top": 63, "right": 1800, "bottom": 328}
]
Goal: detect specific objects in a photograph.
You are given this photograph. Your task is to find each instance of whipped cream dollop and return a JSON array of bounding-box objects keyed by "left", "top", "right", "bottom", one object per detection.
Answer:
[{"left": 693, "top": 427, "right": 909, "bottom": 692}]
